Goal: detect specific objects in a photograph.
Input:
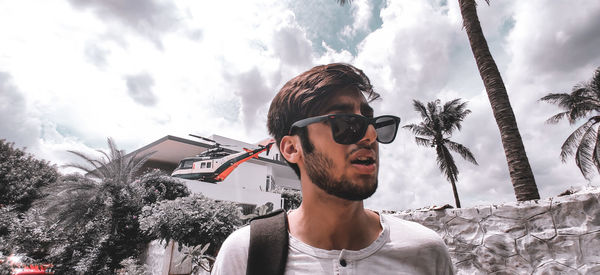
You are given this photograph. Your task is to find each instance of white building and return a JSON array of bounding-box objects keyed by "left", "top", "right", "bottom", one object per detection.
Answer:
[
  {"left": 130, "top": 134, "right": 300, "bottom": 210},
  {"left": 130, "top": 134, "right": 300, "bottom": 275}
]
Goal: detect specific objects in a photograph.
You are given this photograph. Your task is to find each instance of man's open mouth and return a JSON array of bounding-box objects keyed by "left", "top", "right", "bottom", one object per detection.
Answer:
[{"left": 350, "top": 156, "right": 376, "bottom": 165}]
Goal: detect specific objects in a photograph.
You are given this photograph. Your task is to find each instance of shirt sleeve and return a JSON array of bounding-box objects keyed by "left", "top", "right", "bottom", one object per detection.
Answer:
[
  {"left": 211, "top": 226, "right": 250, "bottom": 275},
  {"left": 437, "top": 239, "right": 455, "bottom": 275}
]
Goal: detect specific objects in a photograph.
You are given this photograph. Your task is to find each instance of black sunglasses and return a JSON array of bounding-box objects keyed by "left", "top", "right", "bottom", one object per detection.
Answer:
[{"left": 289, "top": 114, "right": 401, "bottom": 145}]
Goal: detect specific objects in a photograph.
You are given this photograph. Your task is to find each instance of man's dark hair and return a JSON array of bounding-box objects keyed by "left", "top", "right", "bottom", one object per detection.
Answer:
[{"left": 267, "top": 63, "right": 380, "bottom": 178}]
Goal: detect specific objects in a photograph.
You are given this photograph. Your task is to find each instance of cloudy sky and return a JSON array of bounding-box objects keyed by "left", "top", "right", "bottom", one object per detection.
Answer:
[{"left": 1, "top": 0, "right": 599, "bottom": 211}]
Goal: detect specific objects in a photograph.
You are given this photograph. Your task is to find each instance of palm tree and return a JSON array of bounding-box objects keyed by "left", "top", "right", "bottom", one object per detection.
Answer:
[
  {"left": 456, "top": 0, "right": 540, "bottom": 201},
  {"left": 404, "top": 99, "right": 478, "bottom": 208},
  {"left": 540, "top": 67, "right": 600, "bottom": 180},
  {"left": 334, "top": 0, "right": 540, "bottom": 202},
  {"left": 40, "top": 138, "right": 154, "bottom": 273},
  {"left": 44, "top": 138, "right": 153, "bottom": 227}
]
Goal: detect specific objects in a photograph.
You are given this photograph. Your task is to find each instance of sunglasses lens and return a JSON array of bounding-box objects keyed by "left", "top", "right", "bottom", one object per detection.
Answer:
[
  {"left": 330, "top": 115, "right": 367, "bottom": 144},
  {"left": 374, "top": 116, "right": 398, "bottom": 144}
]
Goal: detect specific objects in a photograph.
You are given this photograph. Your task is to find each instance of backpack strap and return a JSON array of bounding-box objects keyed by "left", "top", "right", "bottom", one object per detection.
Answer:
[{"left": 247, "top": 209, "right": 289, "bottom": 275}]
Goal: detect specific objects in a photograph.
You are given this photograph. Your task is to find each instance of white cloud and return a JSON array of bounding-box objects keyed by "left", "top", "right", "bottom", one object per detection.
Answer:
[
  {"left": 341, "top": 0, "right": 372, "bottom": 38},
  {"left": 0, "top": 0, "right": 599, "bottom": 211}
]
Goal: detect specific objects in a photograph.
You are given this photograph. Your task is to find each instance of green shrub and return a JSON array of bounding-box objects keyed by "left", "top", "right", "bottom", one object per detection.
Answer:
[
  {"left": 139, "top": 194, "right": 242, "bottom": 256},
  {"left": 0, "top": 139, "right": 58, "bottom": 212},
  {"left": 134, "top": 169, "right": 190, "bottom": 205}
]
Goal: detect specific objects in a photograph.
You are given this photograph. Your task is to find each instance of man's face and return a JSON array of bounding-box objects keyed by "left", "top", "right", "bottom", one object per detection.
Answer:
[{"left": 302, "top": 88, "right": 379, "bottom": 201}]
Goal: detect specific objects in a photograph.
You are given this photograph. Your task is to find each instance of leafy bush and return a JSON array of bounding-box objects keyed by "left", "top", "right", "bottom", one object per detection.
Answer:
[
  {"left": 134, "top": 169, "right": 190, "bottom": 205},
  {"left": 0, "top": 260, "right": 10, "bottom": 275},
  {"left": 0, "top": 140, "right": 57, "bottom": 261},
  {"left": 139, "top": 194, "right": 242, "bottom": 256},
  {"left": 272, "top": 186, "right": 302, "bottom": 210},
  {"left": 3, "top": 209, "right": 53, "bottom": 260},
  {"left": 0, "top": 139, "right": 58, "bottom": 211},
  {"left": 117, "top": 257, "right": 149, "bottom": 275},
  {"left": 40, "top": 169, "right": 190, "bottom": 274},
  {"left": 35, "top": 139, "right": 188, "bottom": 274},
  {"left": 0, "top": 207, "right": 17, "bottom": 252}
]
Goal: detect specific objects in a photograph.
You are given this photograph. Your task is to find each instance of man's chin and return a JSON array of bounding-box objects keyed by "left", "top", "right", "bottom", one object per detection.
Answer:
[{"left": 321, "top": 179, "right": 378, "bottom": 201}]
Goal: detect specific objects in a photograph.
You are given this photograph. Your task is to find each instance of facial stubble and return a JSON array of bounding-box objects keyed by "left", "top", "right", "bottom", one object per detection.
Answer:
[{"left": 304, "top": 150, "right": 378, "bottom": 201}]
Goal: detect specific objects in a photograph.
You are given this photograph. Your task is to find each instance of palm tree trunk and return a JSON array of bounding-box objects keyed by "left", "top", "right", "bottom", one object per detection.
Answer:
[
  {"left": 458, "top": 0, "right": 540, "bottom": 201},
  {"left": 449, "top": 177, "right": 462, "bottom": 208}
]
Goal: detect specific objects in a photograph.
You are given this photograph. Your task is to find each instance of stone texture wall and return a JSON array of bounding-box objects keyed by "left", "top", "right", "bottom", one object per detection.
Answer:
[{"left": 393, "top": 188, "right": 600, "bottom": 274}]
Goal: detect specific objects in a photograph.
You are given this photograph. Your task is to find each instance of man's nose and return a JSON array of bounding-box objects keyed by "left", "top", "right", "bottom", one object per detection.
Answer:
[{"left": 357, "top": 124, "right": 377, "bottom": 145}]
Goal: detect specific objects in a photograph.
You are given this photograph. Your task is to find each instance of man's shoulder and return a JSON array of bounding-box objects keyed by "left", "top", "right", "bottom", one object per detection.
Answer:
[
  {"left": 381, "top": 214, "right": 445, "bottom": 245},
  {"left": 380, "top": 214, "right": 454, "bottom": 274},
  {"left": 211, "top": 226, "right": 250, "bottom": 275},
  {"left": 222, "top": 225, "right": 251, "bottom": 248}
]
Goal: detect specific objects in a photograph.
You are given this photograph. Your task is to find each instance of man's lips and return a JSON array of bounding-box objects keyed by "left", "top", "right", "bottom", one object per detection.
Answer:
[
  {"left": 351, "top": 162, "right": 377, "bottom": 174},
  {"left": 349, "top": 148, "right": 377, "bottom": 174},
  {"left": 349, "top": 148, "right": 376, "bottom": 162}
]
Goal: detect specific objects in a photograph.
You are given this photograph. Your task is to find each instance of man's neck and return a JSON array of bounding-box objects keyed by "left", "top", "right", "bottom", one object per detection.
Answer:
[{"left": 287, "top": 185, "right": 382, "bottom": 251}]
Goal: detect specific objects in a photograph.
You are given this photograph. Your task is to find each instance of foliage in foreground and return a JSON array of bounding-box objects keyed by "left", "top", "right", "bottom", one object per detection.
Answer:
[
  {"left": 34, "top": 139, "right": 189, "bottom": 274},
  {"left": 541, "top": 67, "right": 600, "bottom": 180},
  {"left": 0, "top": 140, "right": 59, "bottom": 260},
  {"left": 178, "top": 243, "right": 213, "bottom": 274},
  {"left": 139, "top": 194, "right": 242, "bottom": 257},
  {"left": 117, "top": 257, "right": 149, "bottom": 275},
  {"left": 0, "top": 139, "right": 59, "bottom": 212}
]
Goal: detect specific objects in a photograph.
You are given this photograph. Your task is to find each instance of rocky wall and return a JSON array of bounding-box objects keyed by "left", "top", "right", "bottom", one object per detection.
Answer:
[{"left": 393, "top": 188, "right": 600, "bottom": 274}]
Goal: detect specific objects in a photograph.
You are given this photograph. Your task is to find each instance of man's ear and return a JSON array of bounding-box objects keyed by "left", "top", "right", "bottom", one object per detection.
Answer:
[{"left": 280, "top": 135, "right": 302, "bottom": 164}]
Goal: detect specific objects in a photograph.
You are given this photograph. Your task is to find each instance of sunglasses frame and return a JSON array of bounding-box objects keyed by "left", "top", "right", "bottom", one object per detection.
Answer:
[{"left": 289, "top": 114, "right": 401, "bottom": 144}]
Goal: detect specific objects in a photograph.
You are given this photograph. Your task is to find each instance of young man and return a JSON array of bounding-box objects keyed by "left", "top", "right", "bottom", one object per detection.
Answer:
[{"left": 212, "top": 63, "right": 454, "bottom": 274}]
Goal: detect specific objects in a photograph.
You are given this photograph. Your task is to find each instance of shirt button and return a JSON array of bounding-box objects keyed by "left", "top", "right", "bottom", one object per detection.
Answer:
[{"left": 339, "top": 259, "right": 347, "bottom": 267}]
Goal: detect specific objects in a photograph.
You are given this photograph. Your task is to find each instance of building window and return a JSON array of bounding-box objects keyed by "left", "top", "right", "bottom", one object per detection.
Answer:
[{"left": 181, "top": 160, "right": 194, "bottom": 169}]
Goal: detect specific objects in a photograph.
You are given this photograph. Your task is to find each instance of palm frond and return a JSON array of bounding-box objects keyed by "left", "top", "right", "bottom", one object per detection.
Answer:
[
  {"left": 593, "top": 129, "right": 600, "bottom": 176},
  {"left": 412, "top": 100, "right": 430, "bottom": 122},
  {"left": 403, "top": 124, "right": 434, "bottom": 137},
  {"left": 415, "top": 137, "right": 432, "bottom": 147},
  {"left": 445, "top": 140, "right": 478, "bottom": 165},
  {"left": 574, "top": 124, "right": 598, "bottom": 180},
  {"left": 427, "top": 100, "right": 440, "bottom": 126},
  {"left": 540, "top": 93, "right": 573, "bottom": 105},
  {"left": 65, "top": 137, "right": 155, "bottom": 185},
  {"left": 63, "top": 150, "right": 106, "bottom": 177},
  {"left": 560, "top": 117, "right": 599, "bottom": 161},
  {"left": 545, "top": 111, "right": 571, "bottom": 124},
  {"left": 440, "top": 99, "right": 471, "bottom": 134},
  {"left": 40, "top": 175, "right": 105, "bottom": 228},
  {"left": 541, "top": 74, "right": 600, "bottom": 125}
]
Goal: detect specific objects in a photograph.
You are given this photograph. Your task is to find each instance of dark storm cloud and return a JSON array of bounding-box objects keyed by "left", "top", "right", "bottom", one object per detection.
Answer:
[
  {"left": 0, "top": 72, "right": 40, "bottom": 148},
  {"left": 67, "top": 0, "right": 181, "bottom": 49},
  {"left": 125, "top": 72, "right": 157, "bottom": 106}
]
